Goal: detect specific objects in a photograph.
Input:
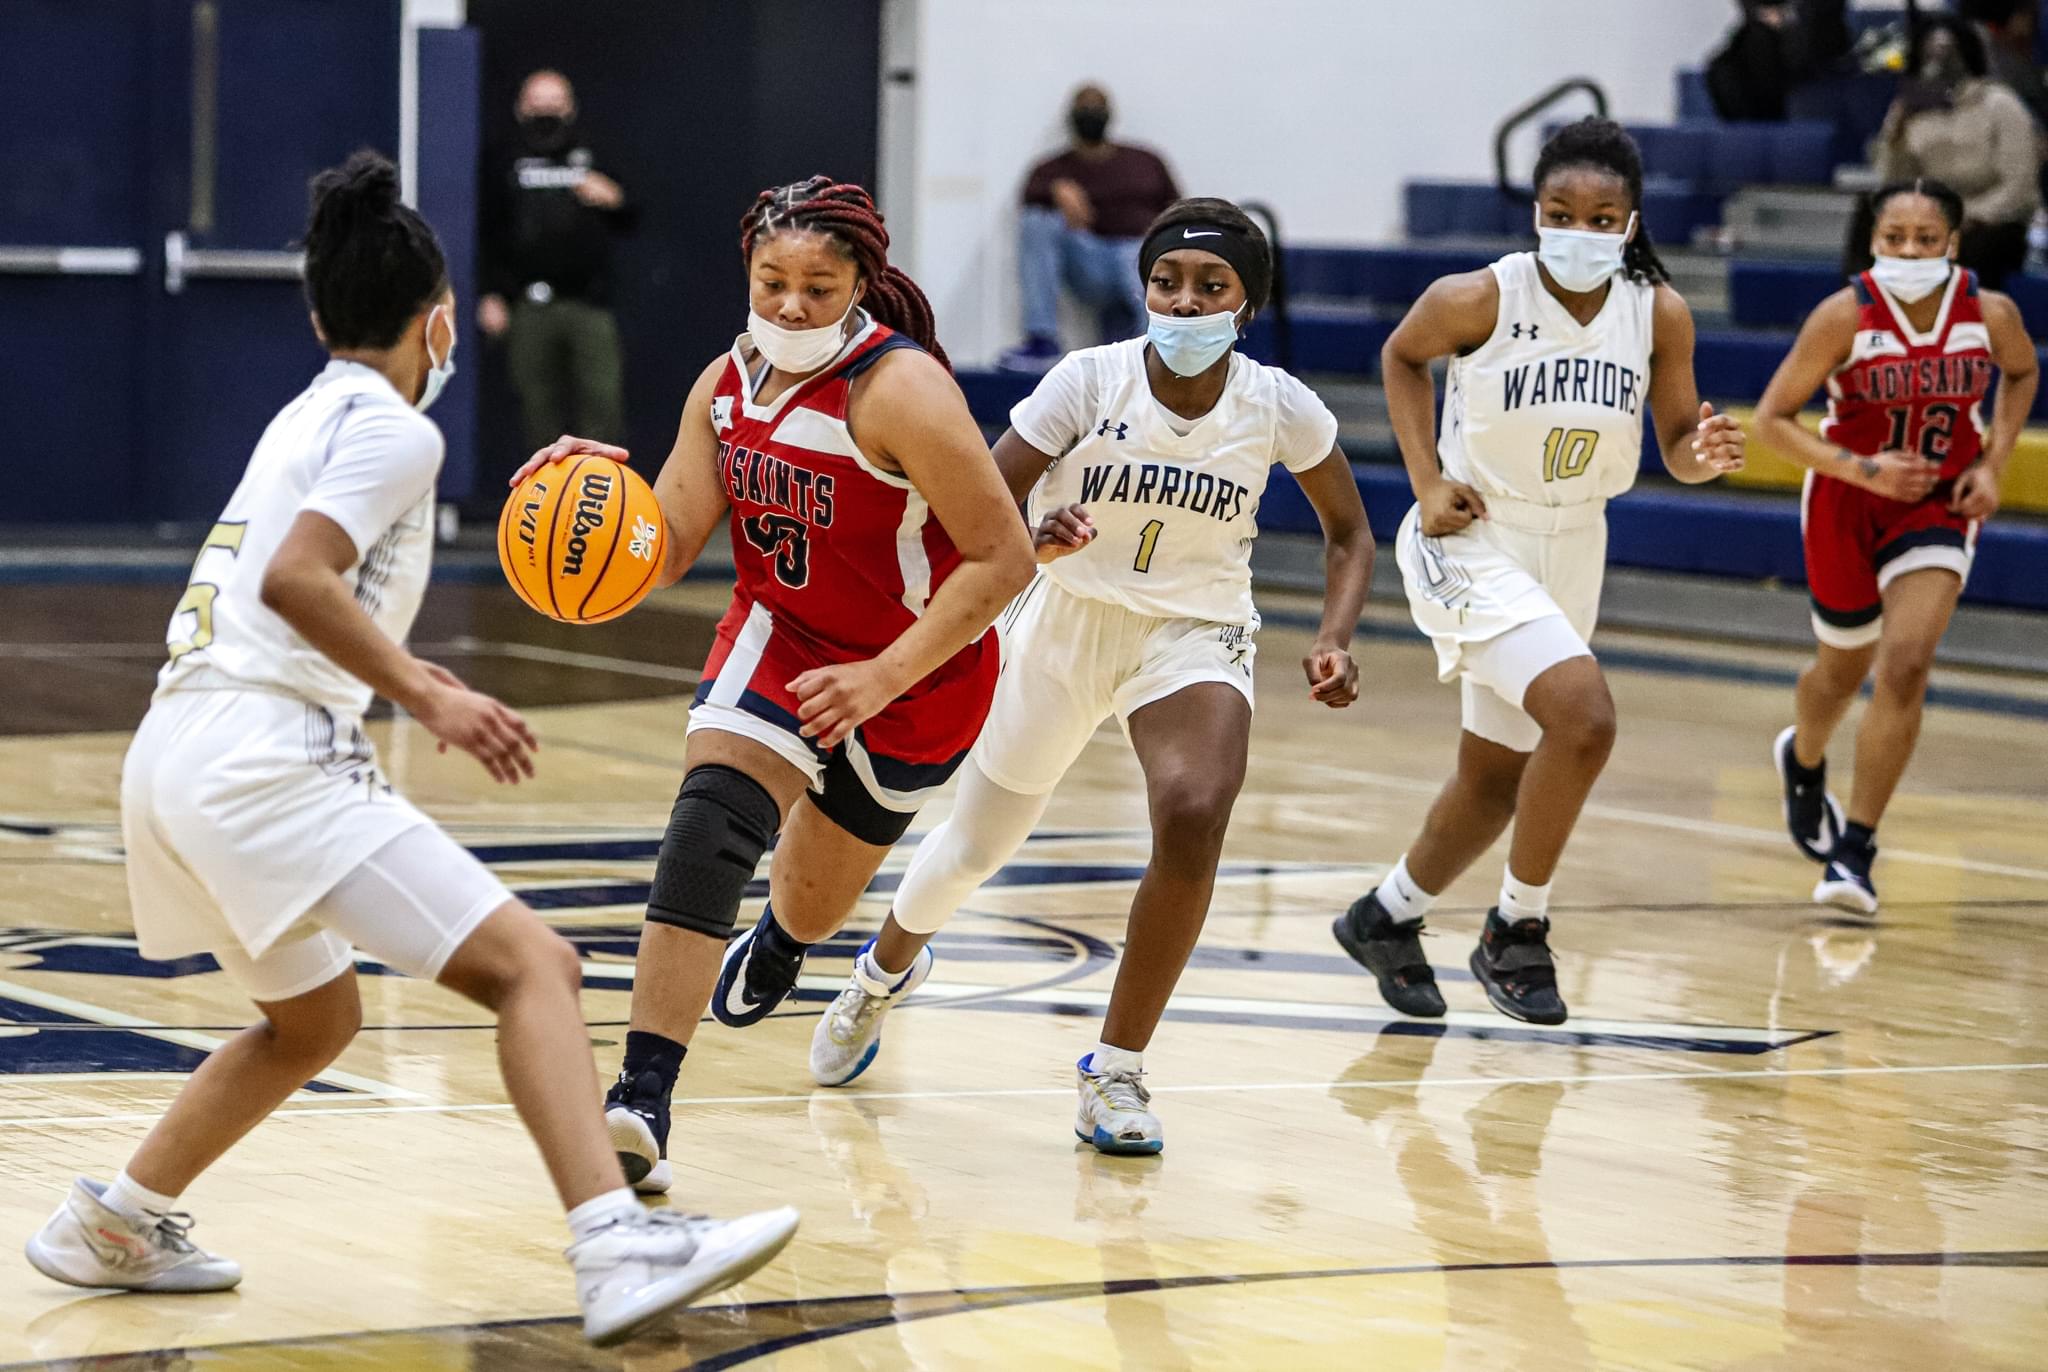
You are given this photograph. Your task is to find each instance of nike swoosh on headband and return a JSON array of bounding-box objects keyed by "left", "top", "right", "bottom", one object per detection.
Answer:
[{"left": 1183, "top": 229, "right": 1221, "bottom": 238}]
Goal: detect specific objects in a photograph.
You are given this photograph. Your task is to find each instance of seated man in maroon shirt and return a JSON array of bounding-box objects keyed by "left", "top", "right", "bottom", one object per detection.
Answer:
[{"left": 1000, "top": 84, "right": 1181, "bottom": 372}]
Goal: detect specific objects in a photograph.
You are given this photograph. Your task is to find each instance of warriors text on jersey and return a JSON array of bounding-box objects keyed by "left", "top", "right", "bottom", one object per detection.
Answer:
[
  {"left": 1439, "top": 251, "right": 1655, "bottom": 508},
  {"left": 1009, "top": 337, "right": 1338, "bottom": 625},
  {"left": 156, "top": 359, "right": 443, "bottom": 718},
  {"left": 1819, "top": 268, "right": 1993, "bottom": 480}
]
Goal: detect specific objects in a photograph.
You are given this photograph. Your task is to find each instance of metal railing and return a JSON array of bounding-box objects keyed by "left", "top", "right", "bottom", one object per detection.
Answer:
[{"left": 1493, "top": 78, "right": 1610, "bottom": 204}]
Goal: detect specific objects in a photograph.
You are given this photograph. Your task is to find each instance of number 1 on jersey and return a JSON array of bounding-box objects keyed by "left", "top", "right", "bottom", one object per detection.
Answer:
[{"left": 1133, "top": 519, "right": 1164, "bottom": 574}]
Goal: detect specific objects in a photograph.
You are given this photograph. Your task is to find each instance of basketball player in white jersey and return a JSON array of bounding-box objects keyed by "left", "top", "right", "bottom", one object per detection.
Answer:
[
  {"left": 1330, "top": 119, "right": 1744, "bottom": 1025},
  {"left": 806, "top": 197, "right": 1375, "bottom": 1154},
  {"left": 22, "top": 154, "right": 794, "bottom": 1346}
]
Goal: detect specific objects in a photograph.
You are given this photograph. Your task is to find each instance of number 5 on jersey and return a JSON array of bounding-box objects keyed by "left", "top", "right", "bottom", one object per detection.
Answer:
[{"left": 167, "top": 522, "right": 248, "bottom": 663}]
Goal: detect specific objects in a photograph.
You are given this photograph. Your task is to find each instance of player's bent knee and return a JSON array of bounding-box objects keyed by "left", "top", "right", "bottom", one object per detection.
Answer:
[
  {"left": 1872, "top": 650, "right": 1934, "bottom": 703},
  {"left": 645, "top": 764, "right": 779, "bottom": 941},
  {"left": 1150, "top": 777, "right": 1241, "bottom": 856},
  {"left": 264, "top": 984, "right": 361, "bottom": 1068}
]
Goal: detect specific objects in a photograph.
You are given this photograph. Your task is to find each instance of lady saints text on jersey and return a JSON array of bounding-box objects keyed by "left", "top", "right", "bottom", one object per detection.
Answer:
[
  {"left": 1500, "top": 357, "right": 1643, "bottom": 416},
  {"left": 1076, "top": 460, "right": 1252, "bottom": 523}
]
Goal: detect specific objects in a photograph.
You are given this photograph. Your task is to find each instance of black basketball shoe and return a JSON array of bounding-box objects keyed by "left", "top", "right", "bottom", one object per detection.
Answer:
[
  {"left": 1469, "top": 910, "right": 1568, "bottom": 1025},
  {"left": 1772, "top": 726, "right": 1844, "bottom": 864},
  {"left": 713, "top": 907, "right": 809, "bottom": 1028},
  {"left": 604, "top": 1067, "right": 672, "bottom": 1195},
  {"left": 1813, "top": 832, "right": 1878, "bottom": 916},
  {"left": 1332, "top": 890, "right": 1445, "bottom": 1017}
]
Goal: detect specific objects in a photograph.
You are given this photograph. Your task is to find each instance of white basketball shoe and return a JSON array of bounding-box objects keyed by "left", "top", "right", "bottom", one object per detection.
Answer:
[
  {"left": 25, "top": 1177, "right": 241, "bottom": 1293},
  {"left": 571, "top": 1205, "right": 799, "bottom": 1347},
  {"left": 809, "top": 940, "right": 934, "bottom": 1087},
  {"left": 1074, "top": 1056, "right": 1164, "bottom": 1155}
]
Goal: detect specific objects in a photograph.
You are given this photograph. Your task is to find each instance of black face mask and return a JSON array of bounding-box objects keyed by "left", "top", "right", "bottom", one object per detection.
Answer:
[
  {"left": 1070, "top": 108, "right": 1110, "bottom": 144},
  {"left": 519, "top": 112, "right": 572, "bottom": 153}
]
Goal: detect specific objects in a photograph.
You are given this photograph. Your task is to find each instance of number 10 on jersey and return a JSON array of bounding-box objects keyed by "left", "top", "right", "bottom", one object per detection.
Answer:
[{"left": 1542, "top": 427, "right": 1600, "bottom": 483}]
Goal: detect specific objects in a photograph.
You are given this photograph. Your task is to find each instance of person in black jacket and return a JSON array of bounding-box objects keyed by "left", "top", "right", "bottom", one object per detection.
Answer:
[{"left": 479, "top": 70, "right": 636, "bottom": 451}]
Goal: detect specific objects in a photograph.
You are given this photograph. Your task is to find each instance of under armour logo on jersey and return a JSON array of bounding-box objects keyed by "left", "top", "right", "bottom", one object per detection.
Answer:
[
  {"left": 1096, "top": 419, "right": 1128, "bottom": 440},
  {"left": 1512, "top": 323, "right": 1539, "bottom": 340},
  {"left": 710, "top": 396, "right": 735, "bottom": 431}
]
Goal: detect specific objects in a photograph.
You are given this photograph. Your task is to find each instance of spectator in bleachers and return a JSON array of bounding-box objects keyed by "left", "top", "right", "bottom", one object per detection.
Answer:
[
  {"left": 1963, "top": 0, "right": 2048, "bottom": 134},
  {"left": 1874, "top": 15, "right": 2038, "bottom": 287},
  {"left": 999, "top": 85, "right": 1180, "bottom": 372},
  {"left": 479, "top": 70, "right": 637, "bottom": 454},
  {"left": 1706, "top": 0, "right": 1851, "bottom": 121}
]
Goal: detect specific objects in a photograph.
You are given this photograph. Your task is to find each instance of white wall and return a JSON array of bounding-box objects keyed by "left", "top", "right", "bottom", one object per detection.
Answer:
[{"left": 887, "top": 0, "right": 1736, "bottom": 366}]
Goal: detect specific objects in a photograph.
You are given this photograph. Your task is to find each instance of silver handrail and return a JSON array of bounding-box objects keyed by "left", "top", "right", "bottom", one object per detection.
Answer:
[
  {"left": 163, "top": 230, "right": 303, "bottom": 294},
  {"left": 0, "top": 246, "right": 143, "bottom": 276}
]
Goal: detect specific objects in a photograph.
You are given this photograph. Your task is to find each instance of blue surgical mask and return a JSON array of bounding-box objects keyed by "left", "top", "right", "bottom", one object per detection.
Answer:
[
  {"left": 416, "top": 305, "right": 456, "bottom": 412},
  {"left": 1146, "top": 303, "right": 1246, "bottom": 377},
  {"left": 1534, "top": 211, "right": 1636, "bottom": 293}
]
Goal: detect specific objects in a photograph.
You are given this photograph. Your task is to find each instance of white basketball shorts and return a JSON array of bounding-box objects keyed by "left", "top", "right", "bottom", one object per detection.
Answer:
[
  {"left": 1395, "top": 497, "right": 1606, "bottom": 753},
  {"left": 971, "top": 573, "right": 1257, "bottom": 796},
  {"left": 121, "top": 688, "right": 511, "bottom": 1000}
]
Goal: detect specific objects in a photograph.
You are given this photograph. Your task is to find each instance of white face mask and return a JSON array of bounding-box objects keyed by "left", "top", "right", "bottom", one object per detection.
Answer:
[
  {"left": 748, "top": 298, "right": 859, "bottom": 375},
  {"left": 415, "top": 304, "right": 456, "bottom": 412},
  {"left": 1869, "top": 254, "right": 1953, "bottom": 304},
  {"left": 1535, "top": 211, "right": 1636, "bottom": 293}
]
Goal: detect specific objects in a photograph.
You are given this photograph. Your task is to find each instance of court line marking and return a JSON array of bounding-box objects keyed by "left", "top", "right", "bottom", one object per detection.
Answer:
[
  {"left": 0, "top": 979, "right": 422, "bottom": 1101},
  {"left": 2, "top": 1059, "right": 2040, "bottom": 1129},
  {"left": 1287, "top": 758, "right": 2048, "bottom": 884}
]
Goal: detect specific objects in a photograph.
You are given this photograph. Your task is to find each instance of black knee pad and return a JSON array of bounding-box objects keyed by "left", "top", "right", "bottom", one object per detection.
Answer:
[{"left": 645, "top": 765, "right": 779, "bottom": 940}]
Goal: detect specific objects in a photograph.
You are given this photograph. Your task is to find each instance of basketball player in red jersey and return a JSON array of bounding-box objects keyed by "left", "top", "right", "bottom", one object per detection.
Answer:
[
  {"left": 512, "top": 178, "right": 1034, "bottom": 1192},
  {"left": 1757, "top": 179, "right": 2037, "bottom": 914}
]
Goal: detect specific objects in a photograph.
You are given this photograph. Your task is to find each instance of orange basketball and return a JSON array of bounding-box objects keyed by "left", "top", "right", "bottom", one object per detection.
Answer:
[{"left": 498, "top": 458, "right": 667, "bottom": 624}]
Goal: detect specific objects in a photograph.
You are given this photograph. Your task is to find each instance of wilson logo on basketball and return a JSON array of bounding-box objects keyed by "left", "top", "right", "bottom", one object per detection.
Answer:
[{"left": 560, "top": 471, "right": 615, "bottom": 577}]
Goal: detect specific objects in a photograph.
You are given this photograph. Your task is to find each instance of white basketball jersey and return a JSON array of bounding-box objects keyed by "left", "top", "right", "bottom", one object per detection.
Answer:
[
  {"left": 1012, "top": 339, "right": 1337, "bottom": 625},
  {"left": 155, "top": 360, "right": 444, "bottom": 718},
  {"left": 1439, "top": 253, "right": 1654, "bottom": 508}
]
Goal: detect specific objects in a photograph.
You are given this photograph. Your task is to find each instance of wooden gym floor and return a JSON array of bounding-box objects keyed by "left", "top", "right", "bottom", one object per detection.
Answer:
[{"left": 0, "top": 574, "right": 2043, "bottom": 1369}]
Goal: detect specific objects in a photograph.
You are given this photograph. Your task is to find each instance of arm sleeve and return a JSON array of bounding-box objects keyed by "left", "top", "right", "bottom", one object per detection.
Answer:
[
  {"left": 1008, "top": 352, "right": 1095, "bottom": 457},
  {"left": 300, "top": 403, "right": 446, "bottom": 559},
  {"left": 1970, "top": 92, "right": 2041, "bottom": 226},
  {"left": 1272, "top": 372, "right": 1343, "bottom": 473}
]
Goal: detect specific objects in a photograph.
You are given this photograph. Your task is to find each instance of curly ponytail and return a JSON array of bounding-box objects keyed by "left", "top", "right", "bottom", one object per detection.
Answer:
[
  {"left": 302, "top": 150, "right": 446, "bottom": 349},
  {"left": 738, "top": 176, "right": 950, "bottom": 372}
]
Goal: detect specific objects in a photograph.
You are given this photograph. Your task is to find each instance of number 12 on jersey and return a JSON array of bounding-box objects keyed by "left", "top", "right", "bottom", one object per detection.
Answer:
[{"left": 1542, "top": 427, "right": 1600, "bottom": 482}]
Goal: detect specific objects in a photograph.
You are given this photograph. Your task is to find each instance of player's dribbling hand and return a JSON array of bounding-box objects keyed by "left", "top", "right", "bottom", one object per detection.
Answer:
[
  {"left": 790, "top": 660, "right": 901, "bottom": 750},
  {"left": 1302, "top": 643, "right": 1359, "bottom": 708},
  {"left": 1034, "top": 503, "right": 1096, "bottom": 563},
  {"left": 413, "top": 662, "right": 539, "bottom": 784},
  {"left": 1858, "top": 449, "right": 1939, "bottom": 503},
  {"left": 1694, "top": 402, "right": 1745, "bottom": 476},
  {"left": 1949, "top": 462, "right": 2002, "bottom": 520},
  {"left": 1418, "top": 478, "right": 1487, "bottom": 536},
  {"left": 507, "top": 434, "right": 631, "bottom": 488}
]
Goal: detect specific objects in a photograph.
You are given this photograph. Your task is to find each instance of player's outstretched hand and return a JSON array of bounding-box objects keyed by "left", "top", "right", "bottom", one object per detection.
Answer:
[
  {"left": 415, "top": 662, "right": 539, "bottom": 785},
  {"left": 790, "top": 660, "right": 903, "bottom": 750},
  {"left": 508, "top": 434, "right": 631, "bottom": 489},
  {"left": 1417, "top": 478, "right": 1487, "bottom": 537},
  {"left": 1950, "top": 462, "right": 2002, "bottom": 521},
  {"left": 1303, "top": 643, "right": 1359, "bottom": 708},
  {"left": 1034, "top": 503, "right": 1096, "bottom": 563},
  {"left": 1858, "top": 449, "right": 1939, "bottom": 504},
  {"left": 1694, "top": 402, "right": 1745, "bottom": 476}
]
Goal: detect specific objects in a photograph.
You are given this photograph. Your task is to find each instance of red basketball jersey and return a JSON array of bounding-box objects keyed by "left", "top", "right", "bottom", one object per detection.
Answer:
[
  {"left": 707, "top": 317, "right": 983, "bottom": 673},
  {"left": 1818, "top": 269, "right": 1995, "bottom": 481}
]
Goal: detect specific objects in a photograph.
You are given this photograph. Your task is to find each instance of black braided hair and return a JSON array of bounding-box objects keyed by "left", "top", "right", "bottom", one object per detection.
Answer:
[
  {"left": 1531, "top": 117, "right": 1670, "bottom": 286},
  {"left": 1138, "top": 197, "right": 1273, "bottom": 309},
  {"left": 739, "top": 176, "right": 948, "bottom": 372},
  {"left": 301, "top": 151, "right": 446, "bottom": 350}
]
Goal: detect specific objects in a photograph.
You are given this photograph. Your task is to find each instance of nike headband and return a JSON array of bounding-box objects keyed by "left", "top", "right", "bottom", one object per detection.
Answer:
[{"left": 1137, "top": 220, "right": 1271, "bottom": 309}]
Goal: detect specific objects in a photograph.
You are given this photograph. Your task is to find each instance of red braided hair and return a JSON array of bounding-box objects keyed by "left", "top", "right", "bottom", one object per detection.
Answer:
[{"left": 738, "top": 175, "right": 950, "bottom": 372}]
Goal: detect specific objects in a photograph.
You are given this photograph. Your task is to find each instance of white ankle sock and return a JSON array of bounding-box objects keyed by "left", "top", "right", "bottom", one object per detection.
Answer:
[
  {"left": 1086, "top": 1041, "right": 1143, "bottom": 1076},
  {"left": 102, "top": 1171, "right": 177, "bottom": 1221},
  {"left": 1500, "top": 869, "right": 1552, "bottom": 923},
  {"left": 566, "top": 1187, "right": 641, "bottom": 1243},
  {"left": 854, "top": 947, "right": 910, "bottom": 996},
  {"left": 1377, "top": 855, "right": 1437, "bottom": 924}
]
